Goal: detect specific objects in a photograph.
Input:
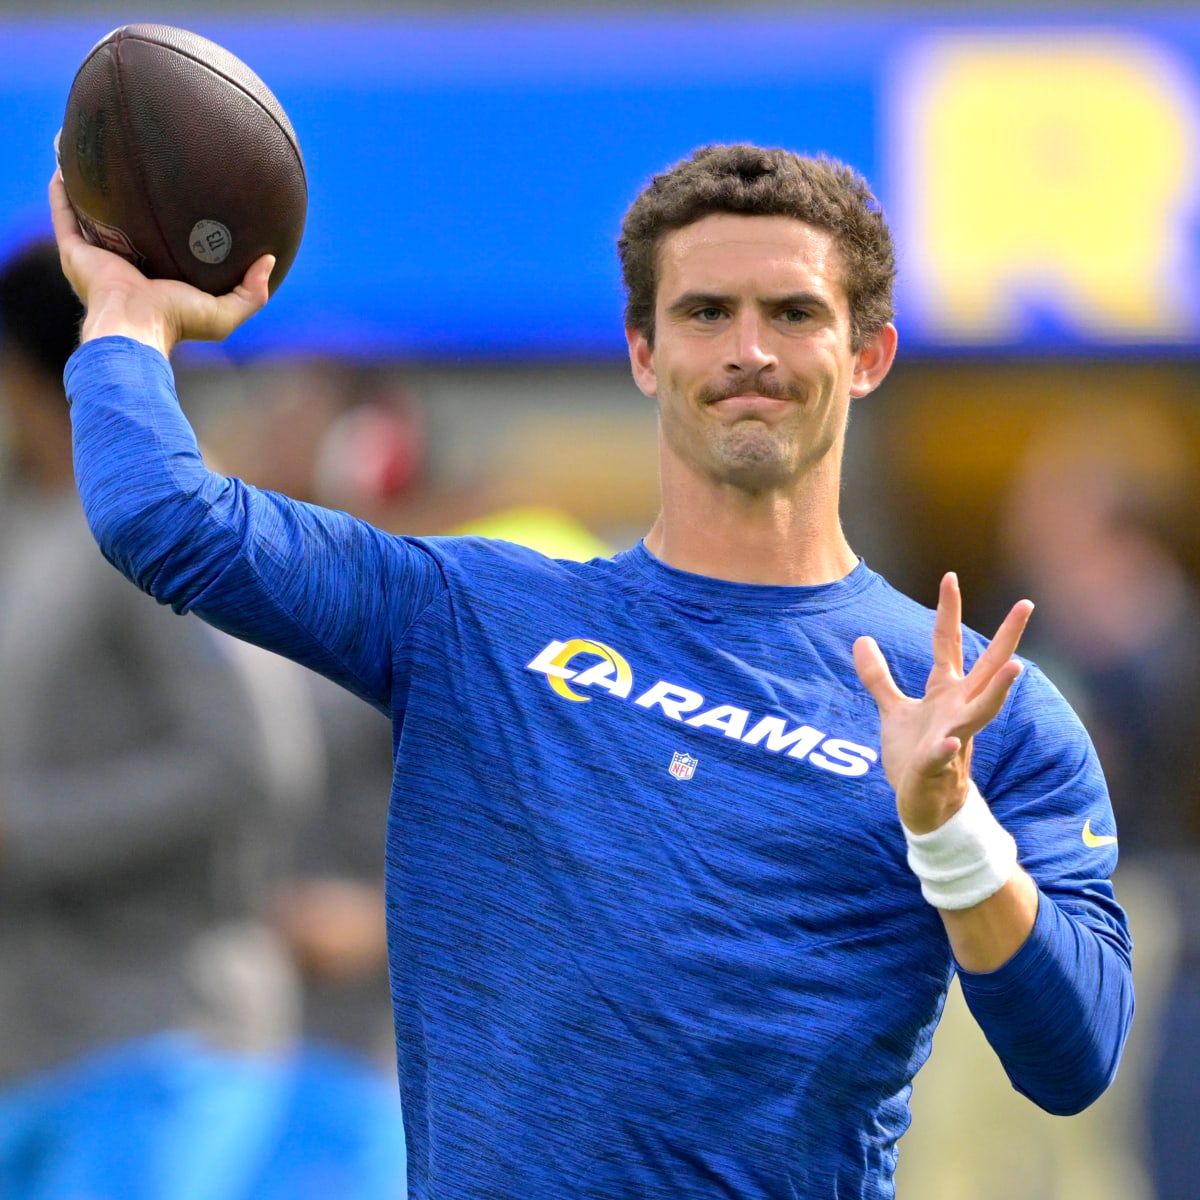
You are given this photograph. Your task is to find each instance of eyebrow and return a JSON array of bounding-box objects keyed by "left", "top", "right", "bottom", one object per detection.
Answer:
[
  {"left": 665, "top": 291, "right": 732, "bottom": 319},
  {"left": 665, "top": 290, "right": 837, "bottom": 320}
]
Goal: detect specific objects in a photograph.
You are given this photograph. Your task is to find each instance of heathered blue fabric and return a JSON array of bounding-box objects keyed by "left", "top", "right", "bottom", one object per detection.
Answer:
[{"left": 66, "top": 337, "right": 1133, "bottom": 1200}]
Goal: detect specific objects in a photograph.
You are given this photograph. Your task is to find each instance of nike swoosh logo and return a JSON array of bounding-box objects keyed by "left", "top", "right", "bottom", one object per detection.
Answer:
[{"left": 1082, "top": 819, "right": 1118, "bottom": 849}]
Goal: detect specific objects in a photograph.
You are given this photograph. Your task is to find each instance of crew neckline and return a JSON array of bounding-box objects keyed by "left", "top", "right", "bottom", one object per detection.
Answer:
[{"left": 618, "top": 540, "right": 879, "bottom": 614}]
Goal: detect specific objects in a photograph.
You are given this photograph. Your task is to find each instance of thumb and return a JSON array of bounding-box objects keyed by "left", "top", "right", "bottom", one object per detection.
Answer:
[
  {"left": 854, "top": 635, "right": 903, "bottom": 711},
  {"left": 232, "top": 253, "right": 274, "bottom": 312},
  {"left": 197, "top": 254, "right": 275, "bottom": 341}
]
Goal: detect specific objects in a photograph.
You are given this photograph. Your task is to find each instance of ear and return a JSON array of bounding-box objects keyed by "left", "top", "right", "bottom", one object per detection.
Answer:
[
  {"left": 626, "top": 326, "right": 657, "bottom": 398},
  {"left": 849, "top": 322, "right": 898, "bottom": 399}
]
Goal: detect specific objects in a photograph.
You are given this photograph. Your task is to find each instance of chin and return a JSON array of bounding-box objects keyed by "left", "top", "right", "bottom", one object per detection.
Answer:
[
  {"left": 711, "top": 429, "right": 794, "bottom": 486},
  {"left": 712, "top": 452, "right": 796, "bottom": 493}
]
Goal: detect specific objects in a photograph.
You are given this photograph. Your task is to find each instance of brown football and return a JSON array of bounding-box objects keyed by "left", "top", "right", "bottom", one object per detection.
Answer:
[{"left": 58, "top": 24, "right": 307, "bottom": 296}]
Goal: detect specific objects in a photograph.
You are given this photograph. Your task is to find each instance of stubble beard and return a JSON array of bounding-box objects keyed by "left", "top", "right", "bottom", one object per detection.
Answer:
[
  {"left": 660, "top": 372, "right": 838, "bottom": 496},
  {"left": 658, "top": 401, "right": 805, "bottom": 496},
  {"left": 709, "top": 420, "right": 801, "bottom": 493},
  {"left": 696, "top": 370, "right": 816, "bottom": 491}
]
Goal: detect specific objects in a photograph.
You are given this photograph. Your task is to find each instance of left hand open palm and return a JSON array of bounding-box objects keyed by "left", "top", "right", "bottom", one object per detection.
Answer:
[{"left": 853, "top": 573, "right": 1034, "bottom": 833}]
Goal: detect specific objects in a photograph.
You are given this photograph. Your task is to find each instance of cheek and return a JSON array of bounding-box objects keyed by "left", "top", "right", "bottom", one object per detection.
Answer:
[
  {"left": 657, "top": 346, "right": 707, "bottom": 396},
  {"left": 654, "top": 373, "right": 698, "bottom": 444},
  {"left": 656, "top": 368, "right": 704, "bottom": 430}
]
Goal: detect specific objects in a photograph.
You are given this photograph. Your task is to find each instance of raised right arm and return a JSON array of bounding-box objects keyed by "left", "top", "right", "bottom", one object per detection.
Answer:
[{"left": 52, "top": 171, "right": 442, "bottom": 710}]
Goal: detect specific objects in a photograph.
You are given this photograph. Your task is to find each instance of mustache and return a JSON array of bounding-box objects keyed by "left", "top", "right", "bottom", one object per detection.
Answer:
[{"left": 698, "top": 374, "right": 803, "bottom": 404}]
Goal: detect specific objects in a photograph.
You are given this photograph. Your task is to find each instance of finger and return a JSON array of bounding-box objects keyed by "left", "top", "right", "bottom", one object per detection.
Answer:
[
  {"left": 48, "top": 169, "right": 85, "bottom": 249},
  {"left": 192, "top": 255, "right": 274, "bottom": 341},
  {"left": 240, "top": 253, "right": 275, "bottom": 302},
  {"left": 959, "top": 657, "right": 1025, "bottom": 735},
  {"left": 853, "top": 635, "right": 906, "bottom": 711},
  {"left": 964, "top": 598, "right": 1034, "bottom": 700},
  {"left": 920, "top": 734, "right": 965, "bottom": 777},
  {"left": 48, "top": 171, "right": 96, "bottom": 305},
  {"left": 930, "top": 572, "right": 964, "bottom": 675}
]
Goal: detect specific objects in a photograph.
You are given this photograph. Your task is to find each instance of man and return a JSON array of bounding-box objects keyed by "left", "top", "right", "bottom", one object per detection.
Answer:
[
  {"left": 50, "top": 143, "right": 1133, "bottom": 1199},
  {"left": 0, "top": 240, "right": 308, "bottom": 1197}
]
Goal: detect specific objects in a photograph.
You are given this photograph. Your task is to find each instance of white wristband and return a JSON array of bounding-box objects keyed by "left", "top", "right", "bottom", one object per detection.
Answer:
[{"left": 902, "top": 781, "right": 1018, "bottom": 911}]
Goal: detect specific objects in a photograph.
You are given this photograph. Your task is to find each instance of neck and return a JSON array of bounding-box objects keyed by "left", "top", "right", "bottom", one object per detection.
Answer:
[{"left": 645, "top": 451, "right": 857, "bottom": 586}]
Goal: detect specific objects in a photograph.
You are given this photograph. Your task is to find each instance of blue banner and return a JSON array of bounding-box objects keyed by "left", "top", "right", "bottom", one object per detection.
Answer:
[{"left": 2, "top": 14, "right": 1198, "bottom": 358}]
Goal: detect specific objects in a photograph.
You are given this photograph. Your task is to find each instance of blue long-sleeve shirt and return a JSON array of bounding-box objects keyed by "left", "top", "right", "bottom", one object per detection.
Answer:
[{"left": 67, "top": 336, "right": 1133, "bottom": 1200}]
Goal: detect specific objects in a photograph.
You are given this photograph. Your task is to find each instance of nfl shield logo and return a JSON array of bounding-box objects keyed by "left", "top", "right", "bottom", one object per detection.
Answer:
[{"left": 668, "top": 751, "right": 698, "bottom": 781}]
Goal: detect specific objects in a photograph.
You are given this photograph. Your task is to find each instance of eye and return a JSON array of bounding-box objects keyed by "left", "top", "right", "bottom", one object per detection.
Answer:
[
  {"left": 693, "top": 306, "right": 726, "bottom": 322},
  {"left": 779, "top": 308, "right": 809, "bottom": 324}
]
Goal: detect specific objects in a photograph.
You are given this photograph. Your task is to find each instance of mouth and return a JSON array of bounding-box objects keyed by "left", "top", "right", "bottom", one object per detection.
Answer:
[
  {"left": 704, "top": 391, "right": 798, "bottom": 419},
  {"left": 707, "top": 390, "right": 791, "bottom": 403}
]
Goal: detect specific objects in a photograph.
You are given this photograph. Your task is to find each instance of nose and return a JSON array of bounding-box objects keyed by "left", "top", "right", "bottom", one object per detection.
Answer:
[{"left": 726, "top": 310, "right": 777, "bottom": 375}]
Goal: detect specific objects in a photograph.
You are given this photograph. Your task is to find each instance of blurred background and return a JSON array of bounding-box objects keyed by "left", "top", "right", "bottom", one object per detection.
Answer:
[{"left": 2, "top": 3, "right": 1200, "bottom": 1199}]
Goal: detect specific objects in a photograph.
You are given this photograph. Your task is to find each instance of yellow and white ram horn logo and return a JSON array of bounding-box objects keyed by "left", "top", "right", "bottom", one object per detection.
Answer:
[{"left": 527, "top": 638, "right": 633, "bottom": 702}]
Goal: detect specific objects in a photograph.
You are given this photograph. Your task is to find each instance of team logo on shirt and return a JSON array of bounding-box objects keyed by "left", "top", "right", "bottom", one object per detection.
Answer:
[
  {"left": 669, "top": 751, "right": 699, "bottom": 780},
  {"left": 529, "top": 638, "right": 633, "bottom": 702},
  {"left": 526, "top": 637, "right": 879, "bottom": 779}
]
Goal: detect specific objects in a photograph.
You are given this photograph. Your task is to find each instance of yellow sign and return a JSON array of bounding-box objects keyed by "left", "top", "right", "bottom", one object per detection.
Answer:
[{"left": 889, "top": 32, "right": 1200, "bottom": 342}]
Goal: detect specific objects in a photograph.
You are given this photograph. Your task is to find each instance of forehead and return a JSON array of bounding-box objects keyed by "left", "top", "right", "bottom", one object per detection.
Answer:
[{"left": 656, "top": 213, "right": 847, "bottom": 305}]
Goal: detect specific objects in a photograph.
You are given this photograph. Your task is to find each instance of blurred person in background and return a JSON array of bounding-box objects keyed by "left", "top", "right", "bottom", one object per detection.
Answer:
[
  {"left": 0, "top": 236, "right": 306, "bottom": 1198},
  {"left": 0, "top": 238, "right": 405, "bottom": 1200},
  {"left": 899, "top": 407, "right": 1200, "bottom": 1200},
  {"left": 998, "top": 412, "right": 1200, "bottom": 1200}
]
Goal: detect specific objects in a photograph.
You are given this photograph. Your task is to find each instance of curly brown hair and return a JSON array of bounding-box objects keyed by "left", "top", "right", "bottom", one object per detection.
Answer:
[{"left": 618, "top": 144, "right": 896, "bottom": 351}]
